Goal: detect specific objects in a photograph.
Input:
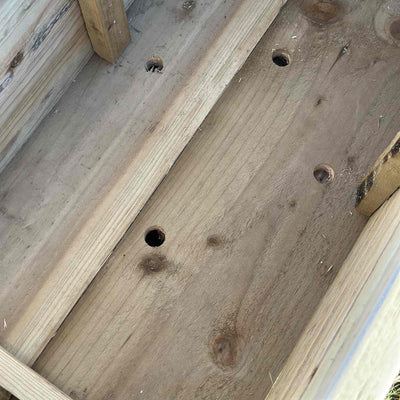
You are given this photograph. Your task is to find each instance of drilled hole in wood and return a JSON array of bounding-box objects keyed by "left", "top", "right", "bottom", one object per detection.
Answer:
[
  {"left": 145, "top": 227, "right": 165, "bottom": 247},
  {"left": 145, "top": 56, "right": 164, "bottom": 72},
  {"left": 272, "top": 50, "right": 290, "bottom": 67},
  {"left": 313, "top": 164, "right": 334, "bottom": 184}
]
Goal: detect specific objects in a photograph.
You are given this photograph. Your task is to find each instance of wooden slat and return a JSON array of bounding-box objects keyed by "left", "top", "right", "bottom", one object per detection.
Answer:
[
  {"left": 0, "top": 0, "right": 134, "bottom": 173},
  {"left": 266, "top": 188, "right": 400, "bottom": 400},
  {"left": 356, "top": 131, "right": 400, "bottom": 216},
  {"left": 78, "top": 0, "right": 131, "bottom": 63},
  {"left": 0, "top": 346, "right": 72, "bottom": 400},
  {"left": 32, "top": 0, "right": 400, "bottom": 398},
  {"left": 0, "top": 0, "right": 286, "bottom": 372}
]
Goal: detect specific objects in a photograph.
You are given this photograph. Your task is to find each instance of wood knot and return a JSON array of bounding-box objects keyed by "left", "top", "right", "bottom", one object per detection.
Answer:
[
  {"left": 211, "top": 333, "right": 238, "bottom": 370},
  {"left": 390, "top": 19, "right": 400, "bottom": 41},
  {"left": 303, "top": 0, "right": 344, "bottom": 24},
  {"left": 9, "top": 51, "right": 24, "bottom": 70},
  {"left": 206, "top": 234, "right": 223, "bottom": 248},
  {"left": 139, "top": 254, "right": 168, "bottom": 274}
]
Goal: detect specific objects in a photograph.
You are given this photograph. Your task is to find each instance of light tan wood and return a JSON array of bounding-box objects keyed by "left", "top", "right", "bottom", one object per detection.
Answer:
[
  {"left": 267, "top": 188, "right": 400, "bottom": 400},
  {"left": 0, "top": 0, "right": 286, "bottom": 372},
  {"left": 356, "top": 131, "right": 400, "bottom": 216},
  {"left": 0, "top": 0, "right": 134, "bottom": 173},
  {"left": 0, "top": 345, "right": 72, "bottom": 400},
  {"left": 33, "top": 0, "right": 400, "bottom": 398},
  {"left": 78, "top": 0, "right": 131, "bottom": 63}
]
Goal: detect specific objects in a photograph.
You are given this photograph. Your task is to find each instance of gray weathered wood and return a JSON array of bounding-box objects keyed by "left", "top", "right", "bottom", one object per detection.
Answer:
[{"left": 33, "top": 0, "right": 400, "bottom": 398}]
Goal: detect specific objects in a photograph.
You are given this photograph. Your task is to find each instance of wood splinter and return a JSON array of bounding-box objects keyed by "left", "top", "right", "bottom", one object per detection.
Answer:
[
  {"left": 78, "top": 0, "right": 131, "bottom": 63},
  {"left": 356, "top": 131, "right": 400, "bottom": 216}
]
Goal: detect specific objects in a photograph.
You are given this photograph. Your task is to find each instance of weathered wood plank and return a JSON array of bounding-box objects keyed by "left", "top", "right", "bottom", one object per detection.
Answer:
[
  {"left": 0, "top": 346, "right": 72, "bottom": 400},
  {"left": 78, "top": 0, "right": 131, "bottom": 63},
  {"left": 356, "top": 131, "right": 400, "bottom": 216},
  {"left": 0, "top": 0, "right": 134, "bottom": 173},
  {"left": 0, "top": 0, "right": 286, "bottom": 374},
  {"left": 32, "top": 0, "right": 400, "bottom": 398},
  {"left": 267, "top": 188, "right": 400, "bottom": 400}
]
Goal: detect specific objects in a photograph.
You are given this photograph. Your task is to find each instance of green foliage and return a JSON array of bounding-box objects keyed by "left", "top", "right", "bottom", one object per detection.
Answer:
[{"left": 386, "top": 374, "right": 400, "bottom": 400}]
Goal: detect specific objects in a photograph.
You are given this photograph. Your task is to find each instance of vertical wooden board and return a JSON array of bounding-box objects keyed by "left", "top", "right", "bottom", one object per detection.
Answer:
[
  {"left": 0, "top": 0, "right": 134, "bottom": 173},
  {"left": 33, "top": 0, "right": 400, "bottom": 399},
  {"left": 78, "top": 0, "right": 131, "bottom": 63},
  {"left": 0, "top": 0, "right": 92, "bottom": 172},
  {"left": 0, "top": 0, "right": 286, "bottom": 376},
  {"left": 267, "top": 189, "right": 400, "bottom": 400}
]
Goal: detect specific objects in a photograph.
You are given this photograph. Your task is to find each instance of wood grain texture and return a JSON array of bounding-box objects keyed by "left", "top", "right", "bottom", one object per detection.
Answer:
[
  {"left": 0, "top": 0, "right": 134, "bottom": 173},
  {"left": 267, "top": 188, "right": 400, "bottom": 400},
  {"left": 78, "top": 0, "right": 131, "bottom": 63},
  {"left": 0, "top": 346, "right": 72, "bottom": 400},
  {"left": 33, "top": 0, "right": 400, "bottom": 399},
  {"left": 356, "top": 131, "right": 400, "bottom": 216},
  {"left": 0, "top": 0, "right": 285, "bottom": 372}
]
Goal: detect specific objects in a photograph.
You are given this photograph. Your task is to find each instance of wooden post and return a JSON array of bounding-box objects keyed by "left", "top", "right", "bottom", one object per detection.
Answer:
[{"left": 78, "top": 0, "right": 131, "bottom": 63}]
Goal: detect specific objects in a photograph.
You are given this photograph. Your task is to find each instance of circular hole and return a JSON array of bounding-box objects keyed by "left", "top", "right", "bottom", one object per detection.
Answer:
[
  {"left": 145, "top": 56, "right": 164, "bottom": 72},
  {"left": 313, "top": 164, "right": 334, "bottom": 184},
  {"left": 145, "top": 227, "right": 165, "bottom": 247},
  {"left": 390, "top": 19, "right": 400, "bottom": 40},
  {"left": 272, "top": 50, "right": 291, "bottom": 67}
]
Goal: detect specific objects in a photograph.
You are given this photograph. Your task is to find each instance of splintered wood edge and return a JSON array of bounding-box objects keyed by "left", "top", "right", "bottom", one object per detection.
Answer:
[
  {"left": 0, "top": 345, "right": 72, "bottom": 400},
  {"left": 356, "top": 131, "right": 400, "bottom": 216},
  {"left": 78, "top": 0, "right": 131, "bottom": 63}
]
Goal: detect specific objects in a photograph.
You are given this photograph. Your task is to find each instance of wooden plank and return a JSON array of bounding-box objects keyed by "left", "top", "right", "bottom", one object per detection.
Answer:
[
  {"left": 0, "top": 345, "right": 72, "bottom": 400},
  {"left": 356, "top": 131, "right": 400, "bottom": 216},
  {"left": 0, "top": 0, "right": 134, "bottom": 173},
  {"left": 0, "top": 0, "right": 286, "bottom": 373},
  {"left": 266, "top": 188, "right": 400, "bottom": 400},
  {"left": 32, "top": 0, "right": 400, "bottom": 398},
  {"left": 78, "top": 0, "right": 131, "bottom": 63}
]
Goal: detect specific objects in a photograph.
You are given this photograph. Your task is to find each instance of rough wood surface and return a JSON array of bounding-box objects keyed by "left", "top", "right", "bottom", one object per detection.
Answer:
[
  {"left": 0, "top": 346, "right": 72, "bottom": 400},
  {"left": 78, "top": 0, "right": 131, "bottom": 63},
  {"left": 0, "top": 0, "right": 285, "bottom": 373},
  {"left": 33, "top": 0, "right": 400, "bottom": 399},
  {"left": 0, "top": 0, "right": 132, "bottom": 173},
  {"left": 356, "top": 131, "right": 400, "bottom": 216},
  {"left": 267, "top": 188, "right": 400, "bottom": 400}
]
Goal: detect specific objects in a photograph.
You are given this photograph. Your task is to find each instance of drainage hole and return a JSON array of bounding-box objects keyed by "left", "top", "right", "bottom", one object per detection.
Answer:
[
  {"left": 313, "top": 164, "right": 334, "bottom": 184},
  {"left": 145, "top": 227, "right": 165, "bottom": 247},
  {"left": 272, "top": 49, "right": 291, "bottom": 67},
  {"left": 145, "top": 56, "right": 164, "bottom": 72}
]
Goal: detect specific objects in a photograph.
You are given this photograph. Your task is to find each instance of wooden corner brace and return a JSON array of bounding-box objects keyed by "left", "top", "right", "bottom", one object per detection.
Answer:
[
  {"left": 78, "top": 0, "right": 131, "bottom": 63},
  {"left": 0, "top": 345, "right": 72, "bottom": 400},
  {"left": 356, "top": 131, "right": 400, "bottom": 216}
]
